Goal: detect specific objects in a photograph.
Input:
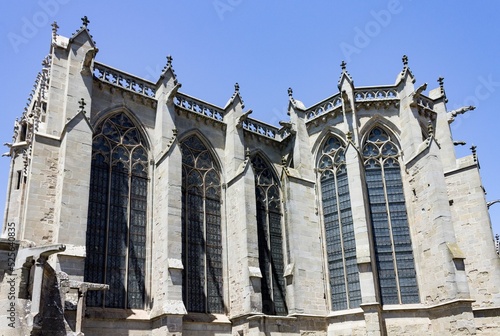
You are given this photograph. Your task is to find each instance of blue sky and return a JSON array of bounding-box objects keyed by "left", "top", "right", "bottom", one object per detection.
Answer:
[{"left": 1, "top": 1, "right": 499, "bottom": 236}]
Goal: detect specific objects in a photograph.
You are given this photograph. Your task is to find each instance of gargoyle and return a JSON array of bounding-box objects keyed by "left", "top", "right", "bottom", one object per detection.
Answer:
[
  {"left": 447, "top": 105, "right": 475, "bottom": 123},
  {"left": 81, "top": 47, "right": 98, "bottom": 75},
  {"left": 412, "top": 83, "right": 427, "bottom": 99},
  {"left": 236, "top": 109, "right": 253, "bottom": 128}
]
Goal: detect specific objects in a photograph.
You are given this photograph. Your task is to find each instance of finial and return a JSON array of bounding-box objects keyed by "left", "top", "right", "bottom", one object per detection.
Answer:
[
  {"left": 51, "top": 21, "right": 59, "bottom": 41},
  {"left": 234, "top": 82, "right": 240, "bottom": 93},
  {"left": 245, "top": 147, "right": 250, "bottom": 159},
  {"left": 341, "top": 60, "right": 347, "bottom": 71},
  {"left": 347, "top": 131, "right": 353, "bottom": 142},
  {"left": 437, "top": 77, "right": 447, "bottom": 101},
  {"left": 288, "top": 87, "right": 293, "bottom": 97},
  {"left": 438, "top": 77, "right": 444, "bottom": 89},
  {"left": 470, "top": 144, "right": 477, "bottom": 162},
  {"left": 163, "top": 55, "right": 174, "bottom": 72},
  {"left": 281, "top": 156, "right": 287, "bottom": 166},
  {"left": 81, "top": 16, "right": 90, "bottom": 28},
  {"left": 78, "top": 98, "right": 86, "bottom": 114},
  {"left": 402, "top": 55, "right": 408, "bottom": 67}
]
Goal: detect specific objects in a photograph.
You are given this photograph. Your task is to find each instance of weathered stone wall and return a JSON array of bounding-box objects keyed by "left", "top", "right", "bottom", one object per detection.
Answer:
[
  {"left": 405, "top": 144, "right": 466, "bottom": 304},
  {"left": 446, "top": 159, "right": 500, "bottom": 308}
]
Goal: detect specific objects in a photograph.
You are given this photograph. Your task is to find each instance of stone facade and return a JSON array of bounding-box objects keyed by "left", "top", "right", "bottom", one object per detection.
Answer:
[{"left": 1, "top": 20, "right": 500, "bottom": 335}]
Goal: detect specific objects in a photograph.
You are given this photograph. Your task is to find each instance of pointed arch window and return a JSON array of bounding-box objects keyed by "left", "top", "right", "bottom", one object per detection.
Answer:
[
  {"left": 318, "top": 136, "right": 361, "bottom": 310},
  {"left": 363, "top": 127, "right": 419, "bottom": 305},
  {"left": 85, "top": 112, "right": 148, "bottom": 309},
  {"left": 181, "top": 135, "right": 224, "bottom": 313},
  {"left": 251, "top": 155, "right": 287, "bottom": 316}
]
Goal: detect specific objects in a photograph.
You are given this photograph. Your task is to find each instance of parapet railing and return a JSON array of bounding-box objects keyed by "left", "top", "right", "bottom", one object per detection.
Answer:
[
  {"left": 416, "top": 95, "right": 434, "bottom": 110},
  {"left": 354, "top": 87, "right": 398, "bottom": 102},
  {"left": 306, "top": 93, "right": 343, "bottom": 120},
  {"left": 242, "top": 117, "right": 283, "bottom": 141},
  {"left": 173, "top": 93, "right": 224, "bottom": 122},
  {"left": 93, "top": 62, "right": 156, "bottom": 98}
]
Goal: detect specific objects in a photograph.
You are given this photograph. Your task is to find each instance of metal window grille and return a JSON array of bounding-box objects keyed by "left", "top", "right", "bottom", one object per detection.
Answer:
[
  {"left": 318, "top": 137, "right": 361, "bottom": 310},
  {"left": 181, "top": 135, "right": 224, "bottom": 313},
  {"left": 363, "top": 127, "right": 419, "bottom": 305},
  {"left": 251, "top": 155, "right": 287, "bottom": 316},
  {"left": 85, "top": 113, "right": 148, "bottom": 309}
]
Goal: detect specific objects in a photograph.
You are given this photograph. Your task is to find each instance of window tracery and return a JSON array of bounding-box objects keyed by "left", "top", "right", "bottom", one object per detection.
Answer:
[
  {"left": 85, "top": 112, "right": 148, "bottom": 309},
  {"left": 318, "top": 136, "right": 361, "bottom": 310},
  {"left": 181, "top": 135, "right": 224, "bottom": 313},
  {"left": 363, "top": 127, "right": 419, "bottom": 305},
  {"left": 251, "top": 155, "right": 287, "bottom": 316}
]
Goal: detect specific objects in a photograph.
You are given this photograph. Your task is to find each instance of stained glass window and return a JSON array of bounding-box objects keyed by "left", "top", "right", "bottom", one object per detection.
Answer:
[
  {"left": 251, "top": 155, "right": 287, "bottom": 316},
  {"left": 363, "top": 127, "right": 419, "bottom": 305},
  {"left": 85, "top": 112, "right": 148, "bottom": 309},
  {"left": 181, "top": 135, "right": 224, "bottom": 313},
  {"left": 318, "top": 136, "right": 361, "bottom": 310}
]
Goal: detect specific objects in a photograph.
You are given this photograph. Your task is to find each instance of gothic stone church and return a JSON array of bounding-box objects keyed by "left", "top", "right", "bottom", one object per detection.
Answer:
[{"left": 1, "top": 20, "right": 500, "bottom": 336}]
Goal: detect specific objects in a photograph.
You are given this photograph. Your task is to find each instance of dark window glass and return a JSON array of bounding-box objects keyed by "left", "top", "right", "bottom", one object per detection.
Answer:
[
  {"left": 181, "top": 135, "right": 223, "bottom": 313},
  {"left": 318, "top": 136, "right": 361, "bottom": 310},
  {"left": 363, "top": 127, "right": 419, "bottom": 305},
  {"left": 251, "top": 155, "right": 287, "bottom": 315},
  {"left": 85, "top": 113, "right": 148, "bottom": 309}
]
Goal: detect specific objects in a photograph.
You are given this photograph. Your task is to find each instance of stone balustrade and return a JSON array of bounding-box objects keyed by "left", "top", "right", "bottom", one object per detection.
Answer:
[
  {"left": 93, "top": 62, "right": 156, "bottom": 98},
  {"left": 173, "top": 93, "right": 224, "bottom": 122}
]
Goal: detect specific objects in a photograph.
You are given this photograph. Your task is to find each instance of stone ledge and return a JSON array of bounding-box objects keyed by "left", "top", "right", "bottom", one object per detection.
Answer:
[
  {"left": 247, "top": 314, "right": 297, "bottom": 321},
  {"left": 150, "top": 300, "right": 187, "bottom": 319},
  {"left": 86, "top": 307, "right": 150, "bottom": 320},
  {"left": 327, "top": 307, "right": 364, "bottom": 318},
  {"left": 57, "top": 244, "right": 86, "bottom": 257},
  {"left": 383, "top": 299, "right": 475, "bottom": 312},
  {"left": 183, "top": 312, "right": 231, "bottom": 324}
]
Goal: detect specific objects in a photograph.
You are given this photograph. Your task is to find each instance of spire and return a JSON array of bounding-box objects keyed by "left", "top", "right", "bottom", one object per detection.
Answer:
[
  {"left": 396, "top": 54, "right": 415, "bottom": 84},
  {"left": 229, "top": 82, "right": 244, "bottom": 108},
  {"left": 161, "top": 55, "right": 178, "bottom": 84},
  {"left": 338, "top": 60, "right": 354, "bottom": 89},
  {"left": 69, "top": 16, "right": 97, "bottom": 46}
]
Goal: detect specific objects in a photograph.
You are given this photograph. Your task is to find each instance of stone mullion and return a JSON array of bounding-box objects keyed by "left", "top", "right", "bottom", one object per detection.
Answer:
[
  {"left": 124, "top": 153, "right": 133, "bottom": 309},
  {"left": 346, "top": 141, "right": 384, "bottom": 335}
]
